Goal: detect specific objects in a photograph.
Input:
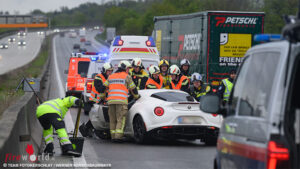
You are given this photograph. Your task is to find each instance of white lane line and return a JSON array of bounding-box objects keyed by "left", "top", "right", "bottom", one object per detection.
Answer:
[{"left": 53, "top": 35, "right": 88, "bottom": 168}]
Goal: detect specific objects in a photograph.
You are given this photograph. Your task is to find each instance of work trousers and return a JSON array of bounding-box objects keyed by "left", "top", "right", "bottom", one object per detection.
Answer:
[
  {"left": 38, "top": 113, "right": 71, "bottom": 146},
  {"left": 108, "top": 104, "right": 128, "bottom": 139}
]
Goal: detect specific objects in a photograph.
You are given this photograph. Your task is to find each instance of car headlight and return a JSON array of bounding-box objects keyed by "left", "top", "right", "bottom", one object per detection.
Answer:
[
  {"left": 0, "top": 45, "right": 3, "bottom": 48},
  {"left": 23, "top": 42, "right": 26, "bottom": 44},
  {"left": 5, "top": 45, "right": 8, "bottom": 48},
  {"left": 18, "top": 42, "right": 21, "bottom": 44}
]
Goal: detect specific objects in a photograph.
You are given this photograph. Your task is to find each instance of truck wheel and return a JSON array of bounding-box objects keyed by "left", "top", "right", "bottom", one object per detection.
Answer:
[{"left": 133, "top": 115, "right": 149, "bottom": 144}]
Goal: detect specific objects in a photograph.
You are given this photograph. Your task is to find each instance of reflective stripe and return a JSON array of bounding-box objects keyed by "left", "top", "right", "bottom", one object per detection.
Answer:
[
  {"left": 109, "top": 79, "right": 126, "bottom": 84},
  {"left": 60, "top": 140, "right": 72, "bottom": 145},
  {"left": 129, "top": 82, "right": 135, "bottom": 88},
  {"left": 147, "top": 84, "right": 157, "bottom": 89},
  {"left": 115, "top": 129, "right": 123, "bottom": 134},
  {"left": 60, "top": 137, "right": 69, "bottom": 140},
  {"left": 46, "top": 140, "right": 53, "bottom": 144},
  {"left": 181, "top": 79, "right": 189, "bottom": 85},
  {"left": 45, "top": 135, "right": 53, "bottom": 140},
  {"left": 42, "top": 103, "right": 62, "bottom": 116},
  {"left": 121, "top": 117, "right": 126, "bottom": 131},
  {"left": 110, "top": 130, "right": 116, "bottom": 134},
  {"left": 107, "top": 94, "right": 127, "bottom": 98},
  {"left": 109, "top": 89, "right": 128, "bottom": 94}
]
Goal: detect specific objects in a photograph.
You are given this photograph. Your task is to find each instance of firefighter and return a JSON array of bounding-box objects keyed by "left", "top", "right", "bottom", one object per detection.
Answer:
[
  {"left": 89, "top": 62, "right": 113, "bottom": 104},
  {"left": 159, "top": 59, "right": 171, "bottom": 89},
  {"left": 103, "top": 60, "right": 140, "bottom": 143},
  {"left": 218, "top": 69, "right": 237, "bottom": 104},
  {"left": 180, "top": 59, "right": 191, "bottom": 80},
  {"left": 129, "top": 58, "right": 148, "bottom": 90},
  {"left": 188, "top": 73, "right": 211, "bottom": 102},
  {"left": 169, "top": 65, "right": 189, "bottom": 92},
  {"left": 80, "top": 62, "right": 114, "bottom": 137},
  {"left": 36, "top": 96, "right": 81, "bottom": 157},
  {"left": 145, "top": 65, "right": 164, "bottom": 89}
]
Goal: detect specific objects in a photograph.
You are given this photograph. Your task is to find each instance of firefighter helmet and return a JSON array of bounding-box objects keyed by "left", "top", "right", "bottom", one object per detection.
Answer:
[
  {"left": 118, "top": 60, "right": 131, "bottom": 70},
  {"left": 159, "top": 59, "right": 169, "bottom": 67},
  {"left": 191, "top": 72, "right": 203, "bottom": 82},
  {"left": 102, "top": 62, "right": 113, "bottom": 73},
  {"left": 132, "top": 58, "right": 143, "bottom": 67},
  {"left": 169, "top": 65, "right": 180, "bottom": 75},
  {"left": 149, "top": 65, "right": 160, "bottom": 75},
  {"left": 180, "top": 59, "right": 190, "bottom": 66}
]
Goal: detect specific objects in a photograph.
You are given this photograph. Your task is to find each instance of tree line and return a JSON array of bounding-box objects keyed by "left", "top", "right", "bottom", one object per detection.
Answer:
[{"left": 32, "top": 0, "right": 299, "bottom": 35}]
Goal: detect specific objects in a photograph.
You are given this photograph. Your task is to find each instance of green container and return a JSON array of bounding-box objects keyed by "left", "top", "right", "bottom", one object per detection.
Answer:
[
  {"left": 153, "top": 11, "right": 265, "bottom": 87},
  {"left": 70, "top": 137, "right": 85, "bottom": 156}
]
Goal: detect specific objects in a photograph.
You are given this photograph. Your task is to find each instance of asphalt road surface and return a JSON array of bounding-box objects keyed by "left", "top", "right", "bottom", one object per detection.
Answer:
[
  {"left": 42, "top": 30, "right": 217, "bottom": 169},
  {"left": 0, "top": 32, "right": 45, "bottom": 75}
]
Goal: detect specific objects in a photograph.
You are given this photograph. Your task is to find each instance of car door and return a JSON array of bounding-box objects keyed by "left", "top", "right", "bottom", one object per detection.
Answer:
[{"left": 218, "top": 51, "right": 281, "bottom": 169}]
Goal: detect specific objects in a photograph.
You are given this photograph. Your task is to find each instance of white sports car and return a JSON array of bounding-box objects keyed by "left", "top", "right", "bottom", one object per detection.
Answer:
[{"left": 89, "top": 89, "right": 223, "bottom": 145}]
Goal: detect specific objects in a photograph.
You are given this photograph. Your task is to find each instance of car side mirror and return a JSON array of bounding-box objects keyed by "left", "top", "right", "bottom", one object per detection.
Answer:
[
  {"left": 199, "top": 94, "right": 220, "bottom": 114},
  {"left": 64, "top": 70, "right": 68, "bottom": 74}
]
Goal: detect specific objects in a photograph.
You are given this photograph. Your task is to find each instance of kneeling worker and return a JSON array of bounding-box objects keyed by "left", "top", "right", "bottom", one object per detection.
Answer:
[
  {"left": 145, "top": 65, "right": 164, "bottom": 89},
  {"left": 36, "top": 96, "right": 81, "bottom": 156},
  {"left": 103, "top": 60, "right": 140, "bottom": 142},
  {"left": 188, "top": 73, "right": 211, "bottom": 101}
]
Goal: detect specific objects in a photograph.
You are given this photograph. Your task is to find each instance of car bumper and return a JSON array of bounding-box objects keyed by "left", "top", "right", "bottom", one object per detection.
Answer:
[{"left": 148, "top": 125, "right": 219, "bottom": 140}]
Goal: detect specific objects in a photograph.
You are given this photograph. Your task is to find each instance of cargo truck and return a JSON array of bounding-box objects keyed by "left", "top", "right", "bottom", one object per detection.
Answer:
[
  {"left": 153, "top": 11, "right": 264, "bottom": 87},
  {"left": 106, "top": 27, "right": 116, "bottom": 44}
]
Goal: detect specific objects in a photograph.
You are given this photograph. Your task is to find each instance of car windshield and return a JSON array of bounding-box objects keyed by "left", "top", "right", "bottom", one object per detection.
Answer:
[
  {"left": 151, "top": 91, "right": 193, "bottom": 102},
  {"left": 78, "top": 61, "right": 90, "bottom": 75}
]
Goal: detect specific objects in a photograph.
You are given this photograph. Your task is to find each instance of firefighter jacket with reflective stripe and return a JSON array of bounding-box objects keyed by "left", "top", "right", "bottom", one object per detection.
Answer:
[
  {"left": 170, "top": 75, "right": 189, "bottom": 91},
  {"left": 130, "top": 69, "right": 149, "bottom": 90},
  {"left": 104, "top": 72, "right": 136, "bottom": 105},
  {"left": 90, "top": 73, "right": 106, "bottom": 103},
  {"left": 189, "top": 84, "right": 211, "bottom": 102},
  {"left": 145, "top": 75, "right": 164, "bottom": 89},
  {"left": 222, "top": 78, "right": 233, "bottom": 101},
  {"left": 36, "top": 96, "right": 77, "bottom": 119}
]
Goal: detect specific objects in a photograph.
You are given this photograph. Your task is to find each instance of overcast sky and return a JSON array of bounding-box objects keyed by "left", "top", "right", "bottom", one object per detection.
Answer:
[{"left": 0, "top": 0, "right": 112, "bottom": 14}]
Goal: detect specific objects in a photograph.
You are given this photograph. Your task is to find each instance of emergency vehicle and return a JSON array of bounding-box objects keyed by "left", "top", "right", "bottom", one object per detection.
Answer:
[
  {"left": 65, "top": 53, "right": 93, "bottom": 97},
  {"left": 108, "top": 36, "right": 160, "bottom": 71}
]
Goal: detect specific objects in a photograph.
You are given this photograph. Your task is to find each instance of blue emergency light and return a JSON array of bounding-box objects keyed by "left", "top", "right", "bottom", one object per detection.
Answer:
[
  {"left": 90, "top": 56, "right": 99, "bottom": 61},
  {"left": 146, "top": 36, "right": 156, "bottom": 47},
  {"left": 113, "top": 36, "right": 123, "bottom": 46},
  {"left": 254, "top": 34, "right": 282, "bottom": 42}
]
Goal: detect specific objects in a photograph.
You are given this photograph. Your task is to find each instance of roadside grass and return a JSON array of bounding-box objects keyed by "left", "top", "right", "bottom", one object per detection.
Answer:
[
  {"left": 0, "top": 36, "right": 50, "bottom": 117},
  {"left": 95, "top": 31, "right": 106, "bottom": 43}
]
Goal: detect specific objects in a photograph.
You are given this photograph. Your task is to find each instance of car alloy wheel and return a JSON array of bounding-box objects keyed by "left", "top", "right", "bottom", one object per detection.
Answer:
[{"left": 133, "top": 115, "right": 147, "bottom": 144}]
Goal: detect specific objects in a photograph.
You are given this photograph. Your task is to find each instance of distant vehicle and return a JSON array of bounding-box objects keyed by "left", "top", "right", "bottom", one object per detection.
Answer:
[
  {"left": 59, "top": 32, "right": 65, "bottom": 37},
  {"left": 0, "top": 43, "right": 8, "bottom": 49},
  {"left": 73, "top": 44, "right": 80, "bottom": 50},
  {"left": 106, "top": 27, "right": 116, "bottom": 44},
  {"left": 200, "top": 34, "right": 300, "bottom": 168},
  {"left": 65, "top": 55, "right": 91, "bottom": 98},
  {"left": 109, "top": 35, "right": 160, "bottom": 71},
  {"left": 89, "top": 89, "right": 222, "bottom": 144},
  {"left": 69, "top": 32, "right": 77, "bottom": 38},
  {"left": 84, "top": 40, "right": 91, "bottom": 46},
  {"left": 17, "top": 31, "right": 26, "bottom": 37},
  {"left": 93, "top": 26, "right": 100, "bottom": 30},
  {"left": 80, "top": 38, "right": 86, "bottom": 42},
  {"left": 79, "top": 29, "right": 86, "bottom": 37},
  {"left": 53, "top": 29, "right": 60, "bottom": 33},
  {"left": 79, "top": 48, "right": 87, "bottom": 53},
  {"left": 153, "top": 11, "right": 265, "bottom": 88},
  {"left": 18, "top": 40, "right": 26, "bottom": 46},
  {"left": 8, "top": 37, "right": 16, "bottom": 42},
  {"left": 37, "top": 31, "right": 44, "bottom": 35}
]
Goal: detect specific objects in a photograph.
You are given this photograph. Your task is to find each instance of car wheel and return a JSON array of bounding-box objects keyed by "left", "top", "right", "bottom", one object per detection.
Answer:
[
  {"left": 203, "top": 137, "right": 217, "bottom": 146},
  {"left": 133, "top": 115, "right": 148, "bottom": 144},
  {"left": 94, "top": 130, "right": 111, "bottom": 140}
]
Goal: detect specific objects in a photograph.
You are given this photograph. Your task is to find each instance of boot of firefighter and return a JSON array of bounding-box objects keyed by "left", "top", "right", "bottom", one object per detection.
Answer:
[
  {"left": 61, "top": 144, "right": 81, "bottom": 157},
  {"left": 44, "top": 143, "right": 54, "bottom": 156}
]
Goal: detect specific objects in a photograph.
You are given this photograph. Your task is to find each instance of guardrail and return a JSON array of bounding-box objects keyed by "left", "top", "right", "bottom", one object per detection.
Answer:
[{"left": 0, "top": 35, "right": 52, "bottom": 166}]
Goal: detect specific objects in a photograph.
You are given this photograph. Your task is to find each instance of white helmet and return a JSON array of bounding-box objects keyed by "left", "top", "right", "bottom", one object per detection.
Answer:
[
  {"left": 180, "top": 59, "right": 190, "bottom": 66},
  {"left": 118, "top": 60, "right": 131, "bottom": 70},
  {"left": 102, "top": 62, "right": 113, "bottom": 73},
  {"left": 149, "top": 65, "right": 160, "bottom": 75},
  {"left": 191, "top": 72, "right": 202, "bottom": 82},
  {"left": 169, "top": 65, "right": 181, "bottom": 75},
  {"left": 132, "top": 58, "right": 143, "bottom": 67}
]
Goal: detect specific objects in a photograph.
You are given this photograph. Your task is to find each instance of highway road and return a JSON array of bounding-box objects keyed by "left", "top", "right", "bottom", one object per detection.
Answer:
[
  {"left": 42, "top": 30, "right": 217, "bottom": 169},
  {"left": 0, "top": 32, "right": 45, "bottom": 75}
]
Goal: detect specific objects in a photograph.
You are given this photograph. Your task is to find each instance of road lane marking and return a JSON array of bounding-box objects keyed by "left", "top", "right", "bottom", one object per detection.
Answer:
[{"left": 53, "top": 35, "right": 88, "bottom": 168}]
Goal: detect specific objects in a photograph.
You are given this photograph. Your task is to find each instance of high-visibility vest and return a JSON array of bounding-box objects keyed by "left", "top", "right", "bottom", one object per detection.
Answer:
[
  {"left": 89, "top": 74, "right": 106, "bottom": 103},
  {"left": 145, "top": 75, "right": 164, "bottom": 89},
  {"left": 222, "top": 78, "right": 233, "bottom": 101},
  {"left": 107, "top": 72, "right": 129, "bottom": 104},
  {"left": 170, "top": 75, "right": 188, "bottom": 90}
]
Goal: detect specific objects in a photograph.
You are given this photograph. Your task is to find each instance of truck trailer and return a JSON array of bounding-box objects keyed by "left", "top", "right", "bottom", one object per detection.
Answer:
[{"left": 153, "top": 11, "right": 264, "bottom": 86}]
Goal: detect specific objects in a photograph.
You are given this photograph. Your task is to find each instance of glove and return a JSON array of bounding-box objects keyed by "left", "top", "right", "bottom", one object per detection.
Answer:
[
  {"left": 134, "top": 94, "right": 141, "bottom": 100},
  {"left": 75, "top": 99, "right": 83, "bottom": 106}
]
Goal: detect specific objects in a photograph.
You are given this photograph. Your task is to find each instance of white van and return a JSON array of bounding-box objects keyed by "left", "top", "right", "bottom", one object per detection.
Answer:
[{"left": 108, "top": 35, "right": 160, "bottom": 71}]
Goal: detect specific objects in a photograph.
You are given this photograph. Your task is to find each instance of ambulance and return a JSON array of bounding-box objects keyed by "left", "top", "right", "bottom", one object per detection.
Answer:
[{"left": 108, "top": 36, "right": 160, "bottom": 71}]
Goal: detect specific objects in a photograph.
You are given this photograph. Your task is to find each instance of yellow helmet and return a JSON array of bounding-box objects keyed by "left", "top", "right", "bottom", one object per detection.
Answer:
[{"left": 159, "top": 59, "right": 169, "bottom": 67}]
